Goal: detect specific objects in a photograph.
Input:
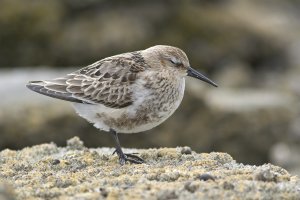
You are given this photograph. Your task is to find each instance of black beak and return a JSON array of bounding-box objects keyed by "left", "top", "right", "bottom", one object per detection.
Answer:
[{"left": 187, "top": 67, "right": 218, "bottom": 87}]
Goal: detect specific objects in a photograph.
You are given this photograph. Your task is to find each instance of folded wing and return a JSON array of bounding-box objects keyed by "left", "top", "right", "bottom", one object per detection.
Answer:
[{"left": 26, "top": 53, "right": 146, "bottom": 108}]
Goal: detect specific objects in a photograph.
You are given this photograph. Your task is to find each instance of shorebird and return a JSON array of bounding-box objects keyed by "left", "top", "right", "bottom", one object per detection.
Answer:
[{"left": 26, "top": 45, "right": 217, "bottom": 165}]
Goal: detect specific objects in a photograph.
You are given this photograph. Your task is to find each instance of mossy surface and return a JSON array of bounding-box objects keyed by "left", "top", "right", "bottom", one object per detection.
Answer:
[{"left": 0, "top": 137, "right": 299, "bottom": 200}]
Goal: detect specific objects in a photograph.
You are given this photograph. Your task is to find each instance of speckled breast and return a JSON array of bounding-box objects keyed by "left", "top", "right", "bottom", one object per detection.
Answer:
[{"left": 109, "top": 77, "right": 186, "bottom": 133}]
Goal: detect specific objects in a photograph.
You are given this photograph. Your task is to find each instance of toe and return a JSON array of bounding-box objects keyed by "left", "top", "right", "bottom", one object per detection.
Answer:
[
  {"left": 125, "top": 157, "right": 144, "bottom": 164},
  {"left": 125, "top": 154, "right": 144, "bottom": 163}
]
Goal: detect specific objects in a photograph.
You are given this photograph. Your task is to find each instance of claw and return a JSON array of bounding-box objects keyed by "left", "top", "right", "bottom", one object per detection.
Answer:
[
  {"left": 124, "top": 153, "right": 144, "bottom": 163},
  {"left": 115, "top": 149, "right": 144, "bottom": 165},
  {"left": 119, "top": 156, "right": 143, "bottom": 165},
  {"left": 110, "top": 129, "right": 144, "bottom": 165}
]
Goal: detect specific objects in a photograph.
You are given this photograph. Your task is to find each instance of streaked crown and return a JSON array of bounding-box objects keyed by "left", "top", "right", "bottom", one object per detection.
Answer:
[{"left": 142, "top": 45, "right": 190, "bottom": 74}]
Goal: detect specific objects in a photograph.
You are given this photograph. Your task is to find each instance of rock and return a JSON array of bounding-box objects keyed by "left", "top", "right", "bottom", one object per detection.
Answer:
[
  {"left": 254, "top": 164, "right": 288, "bottom": 182},
  {"left": 180, "top": 146, "right": 192, "bottom": 155},
  {"left": 0, "top": 137, "right": 299, "bottom": 199},
  {"left": 197, "top": 174, "right": 215, "bottom": 181},
  {"left": 67, "top": 136, "right": 85, "bottom": 150}
]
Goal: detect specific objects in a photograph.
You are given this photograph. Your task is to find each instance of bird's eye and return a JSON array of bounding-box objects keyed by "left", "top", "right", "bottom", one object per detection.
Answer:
[
  {"left": 170, "top": 58, "right": 177, "bottom": 64},
  {"left": 170, "top": 57, "right": 178, "bottom": 65},
  {"left": 170, "top": 58, "right": 182, "bottom": 67}
]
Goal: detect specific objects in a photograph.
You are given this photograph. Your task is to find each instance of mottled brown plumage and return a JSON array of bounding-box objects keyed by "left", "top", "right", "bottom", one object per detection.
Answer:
[
  {"left": 28, "top": 51, "right": 147, "bottom": 108},
  {"left": 26, "top": 45, "right": 217, "bottom": 165}
]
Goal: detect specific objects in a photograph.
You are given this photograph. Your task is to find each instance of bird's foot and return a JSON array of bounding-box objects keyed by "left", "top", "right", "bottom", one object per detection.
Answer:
[{"left": 113, "top": 149, "right": 144, "bottom": 165}]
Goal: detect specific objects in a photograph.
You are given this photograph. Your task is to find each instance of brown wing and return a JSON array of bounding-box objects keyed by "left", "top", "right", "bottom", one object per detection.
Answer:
[{"left": 27, "top": 51, "right": 147, "bottom": 108}]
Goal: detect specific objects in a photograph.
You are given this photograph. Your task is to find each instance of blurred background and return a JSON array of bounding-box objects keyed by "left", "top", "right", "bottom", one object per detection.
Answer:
[{"left": 1, "top": 0, "right": 300, "bottom": 174}]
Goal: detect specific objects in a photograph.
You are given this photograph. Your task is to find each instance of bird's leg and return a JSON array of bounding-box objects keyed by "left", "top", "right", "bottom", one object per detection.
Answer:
[{"left": 109, "top": 129, "right": 144, "bottom": 165}]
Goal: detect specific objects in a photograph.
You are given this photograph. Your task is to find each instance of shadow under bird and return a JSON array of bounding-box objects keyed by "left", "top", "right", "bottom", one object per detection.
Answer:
[{"left": 26, "top": 45, "right": 218, "bottom": 165}]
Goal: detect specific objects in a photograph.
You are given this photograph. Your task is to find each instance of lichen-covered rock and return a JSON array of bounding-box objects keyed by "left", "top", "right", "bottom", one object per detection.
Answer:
[{"left": 0, "top": 137, "right": 299, "bottom": 199}]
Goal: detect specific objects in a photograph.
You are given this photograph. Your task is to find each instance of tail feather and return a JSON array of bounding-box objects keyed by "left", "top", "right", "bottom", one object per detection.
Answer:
[{"left": 26, "top": 80, "right": 86, "bottom": 104}]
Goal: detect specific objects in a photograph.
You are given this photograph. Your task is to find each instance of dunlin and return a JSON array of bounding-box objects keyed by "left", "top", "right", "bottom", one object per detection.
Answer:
[{"left": 27, "top": 45, "right": 217, "bottom": 165}]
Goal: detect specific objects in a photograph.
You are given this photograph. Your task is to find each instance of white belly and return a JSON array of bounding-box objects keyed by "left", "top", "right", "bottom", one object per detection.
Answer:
[{"left": 72, "top": 103, "right": 123, "bottom": 132}]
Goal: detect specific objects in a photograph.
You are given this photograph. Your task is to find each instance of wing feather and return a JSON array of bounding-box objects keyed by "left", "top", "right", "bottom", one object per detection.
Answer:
[{"left": 26, "top": 51, "right": 147, "bottom": 108}]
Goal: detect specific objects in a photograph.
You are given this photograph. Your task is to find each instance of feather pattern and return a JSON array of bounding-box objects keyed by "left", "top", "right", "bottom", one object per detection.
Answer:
[{"left": 26, "top": 51, "right": 147, "bottom": 108}]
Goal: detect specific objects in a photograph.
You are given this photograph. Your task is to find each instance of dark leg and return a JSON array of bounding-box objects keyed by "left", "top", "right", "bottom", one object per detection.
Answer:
[{"left": 109, "top": 129, "right": 144, "bottom": 165}]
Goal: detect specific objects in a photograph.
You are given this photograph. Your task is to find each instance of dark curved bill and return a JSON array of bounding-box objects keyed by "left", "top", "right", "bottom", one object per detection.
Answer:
[{"left": 187, "top": 67, "right": 218, "bottom": 87}]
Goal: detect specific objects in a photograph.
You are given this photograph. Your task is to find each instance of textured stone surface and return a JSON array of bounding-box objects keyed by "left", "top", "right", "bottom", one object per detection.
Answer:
[{"left": 0, "top": 137, "right": 299, "bottom": 200}]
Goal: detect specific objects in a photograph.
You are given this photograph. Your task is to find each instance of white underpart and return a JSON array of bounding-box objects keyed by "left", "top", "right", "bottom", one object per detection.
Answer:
[
  {"left": 72, "top": 76, "right": 186, "bottom": 134},
  {"left": 72, "top": 103, "right": 124, "bottom": 132},
  {"left": 127, "top": 77, "right": 151, "bottom": 117}
]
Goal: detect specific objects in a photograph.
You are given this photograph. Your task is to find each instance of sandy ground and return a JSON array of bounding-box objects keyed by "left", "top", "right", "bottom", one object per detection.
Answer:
[{"left": 0, "top": 137, "right": 299, "bottom": 200}]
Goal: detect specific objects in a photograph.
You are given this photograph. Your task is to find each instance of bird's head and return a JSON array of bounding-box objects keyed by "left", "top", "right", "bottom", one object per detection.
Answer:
[{"left": 143, "top": 45, "right": 218, "bottom": 87}]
